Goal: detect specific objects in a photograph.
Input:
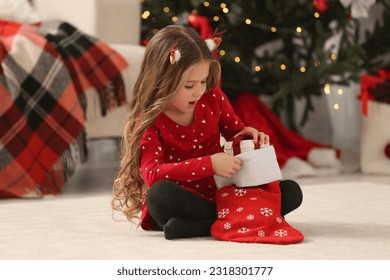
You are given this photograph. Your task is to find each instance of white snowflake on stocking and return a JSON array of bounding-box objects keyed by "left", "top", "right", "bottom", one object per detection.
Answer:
[
  {"left": 258, "top": 230, "right": 265, "bottom": 237},
  {"left": 221, "top": 192, "right": 229, "bottom": 198},
  {"left": 274, "top": 229, "right": 288, "bottom": 237},
  {"left": 276, "top": 217, "right": 283, "bottom": 224},
  {"left": 260, "top": 207, "right": 273, "bottom": 217},
  {"left": 218, "top": 208, "right": 230, "bottom": 218},
  {"left": 237, "top": 227, "right": 250, "bottom": 233},
  {"left": 250, "top": 197, "right": 257, "bottom": 200},
  {"left": 236, "top": 207, "right": 243, "bottom": 212},
  {"left": 247, "top": 214, "right": 254, "bottom": 220},
  {"left": 234, "top": 188, "right": 247, "bottom": 197},
  {"left": 224, "top": 223, "right": 231, "bottom": 230}
]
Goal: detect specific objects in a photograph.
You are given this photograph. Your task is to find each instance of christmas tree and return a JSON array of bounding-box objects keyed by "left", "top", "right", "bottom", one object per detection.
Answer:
[{"left": 140, "top": 0, "right": 390, "bottom": 129}]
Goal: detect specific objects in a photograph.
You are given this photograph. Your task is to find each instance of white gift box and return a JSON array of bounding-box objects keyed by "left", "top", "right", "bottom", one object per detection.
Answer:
[
  {"left": 214, "top": 139, "right": 282, "bottom": 189},
  {"left": 361, "top": 100, "right": 390, "bottom": 175}
]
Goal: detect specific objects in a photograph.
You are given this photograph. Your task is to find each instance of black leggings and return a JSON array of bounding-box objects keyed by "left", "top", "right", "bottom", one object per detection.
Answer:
[{"left": 146, "top": 180, "right": 303, "bottom": 239}]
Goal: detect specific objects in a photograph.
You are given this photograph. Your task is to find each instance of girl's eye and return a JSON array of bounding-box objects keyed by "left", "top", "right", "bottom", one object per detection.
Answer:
[{"left": 184, "top": 80, "right": 206, "bottom": 89}]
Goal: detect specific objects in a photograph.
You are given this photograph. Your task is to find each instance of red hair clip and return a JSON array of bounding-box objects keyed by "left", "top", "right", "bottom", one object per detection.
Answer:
[
  {"left": 169, "top": 42, "right": 181, "bottom": 64},
  {"left": 205, "top": 28, "right": 226, "bottom": 51}
]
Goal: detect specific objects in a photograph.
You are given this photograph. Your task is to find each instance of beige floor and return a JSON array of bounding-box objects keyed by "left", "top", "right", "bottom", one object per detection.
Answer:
[{"left": 1, "top": 139, "right": 390, "bottom": 261}]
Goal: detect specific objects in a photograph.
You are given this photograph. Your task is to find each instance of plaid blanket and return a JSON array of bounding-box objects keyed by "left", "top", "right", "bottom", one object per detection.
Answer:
[{"left": 0, "top": 20, "right": 128, "bottom": 198}]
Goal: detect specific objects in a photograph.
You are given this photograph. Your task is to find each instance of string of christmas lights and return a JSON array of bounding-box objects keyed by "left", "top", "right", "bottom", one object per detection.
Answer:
[{"left": 140, "top": 0, "right": 389, "bottom": 125}]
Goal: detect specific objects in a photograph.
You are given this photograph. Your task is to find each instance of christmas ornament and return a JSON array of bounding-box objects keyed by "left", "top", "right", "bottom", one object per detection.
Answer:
[
  {"left": 313, "top": 0, "right": 329, "bottom": 13},
  {"left": 187, "top": 11, "right": 213, "bottom": 39}
]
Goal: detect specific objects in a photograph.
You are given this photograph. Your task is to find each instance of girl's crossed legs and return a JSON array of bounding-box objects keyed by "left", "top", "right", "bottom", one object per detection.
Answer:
[{"left": 146, "top": 180, "right": 302, "bottom": 240}]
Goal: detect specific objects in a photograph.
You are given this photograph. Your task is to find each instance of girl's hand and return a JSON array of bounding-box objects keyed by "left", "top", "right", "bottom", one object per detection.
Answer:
[
  {"left": 234, "top": 126, "right": 270, "bottom": 145},
  {"left": 211, "top": 153, "right": 242, "bottom": 178}
]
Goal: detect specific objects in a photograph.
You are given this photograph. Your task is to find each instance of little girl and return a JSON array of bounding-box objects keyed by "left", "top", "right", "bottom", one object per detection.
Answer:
[{"left": 112, "top": 25, "right": 302, "bottom": 240}]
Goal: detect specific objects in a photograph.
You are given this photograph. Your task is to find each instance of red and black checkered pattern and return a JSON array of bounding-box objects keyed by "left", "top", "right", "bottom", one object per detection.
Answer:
[{"left": 0, "top": 20, "right": 128, "bottom": 198}]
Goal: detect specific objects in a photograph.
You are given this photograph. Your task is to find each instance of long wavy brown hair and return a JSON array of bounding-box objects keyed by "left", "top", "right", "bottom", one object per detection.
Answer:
[{"left": 112, "top": 25, "right": 221, "bottom": 224}]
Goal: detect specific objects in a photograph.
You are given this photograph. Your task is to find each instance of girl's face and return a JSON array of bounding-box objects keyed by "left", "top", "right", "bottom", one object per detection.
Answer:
[{"left": 164, "top": 61, "right": 210, "bottom": 116}]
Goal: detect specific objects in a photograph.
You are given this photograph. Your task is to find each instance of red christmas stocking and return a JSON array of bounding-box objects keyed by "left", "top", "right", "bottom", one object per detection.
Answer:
[
  {"left": 211, "top": 181, "right": 304, "bottom": 244},
  {"left": 232, "top": 92, "right": 339, "bottom": 167}
]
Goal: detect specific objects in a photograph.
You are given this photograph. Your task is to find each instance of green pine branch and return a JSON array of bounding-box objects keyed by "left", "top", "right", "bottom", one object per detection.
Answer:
[{"left": 141, "top": 0, "right": 390, "bottom": 129}]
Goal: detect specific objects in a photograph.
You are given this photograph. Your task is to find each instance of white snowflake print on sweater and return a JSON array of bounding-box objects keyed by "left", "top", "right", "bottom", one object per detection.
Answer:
[{"left": 139, "top": 87, "right": 246, "bottom": 230}]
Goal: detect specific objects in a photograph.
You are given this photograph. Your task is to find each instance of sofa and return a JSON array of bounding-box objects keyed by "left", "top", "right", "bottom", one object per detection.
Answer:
[
  {"left": 0, "top": 0, "right": 145, "bottom": 197},
  {"left": 32, "top": 0, "right": 146, "bottom": 139}
]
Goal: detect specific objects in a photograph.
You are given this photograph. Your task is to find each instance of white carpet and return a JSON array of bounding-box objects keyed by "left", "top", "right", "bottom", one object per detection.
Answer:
[{"left": 1, "top": 181, "right": 390, "bottom": 260}]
